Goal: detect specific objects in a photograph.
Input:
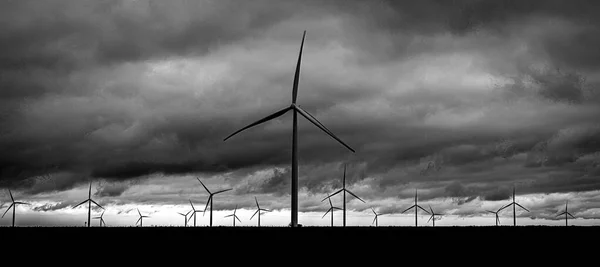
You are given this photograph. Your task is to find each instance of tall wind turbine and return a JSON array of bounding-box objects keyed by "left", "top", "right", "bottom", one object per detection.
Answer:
[
  {"left": 371, "top": 208, "right": 383, "bottom": 227},
  {"left": 178, "top": 210, "right": 191, "bottom": 227},
  {"left": 136, "top": 208, "right": 149, "bottom": 227},
  {"left": 92, "top": 211, "right": 106, "bottom": 227},
  {"left": 73, "top": 182, "right": 104, "bottom": 227},
  {"left": 427, "top": 205, "right": 443, "bottom": 227},
  {"left": 2, "top": 190, "right": 30, "bottom": 227},
  {"left": 322, "top": 193, "right": 342, "bottom": 227},
  {"left": 322, "top": 164, "right": 365, "bottom": 227},
  {"left": 486, "top": 208, "right": 501, "bottom": 226},
  {"left": 401, "top": 189, "right": 430, "bottom": 227},
  {"left": 187, "top": 200, "right": 203, "bottom": 227},
  {"left": 197, "top": 178, "right": 232, "bottom": 227},
  {"left": 223, "top": 31, "right": 356, "bottom": 227},
  {"left": 556, "top": 201, "right": 575, "bottom": 227},
  {"left": 498, "top": 187, "right": 529, "bottom": 226},
  {"left": 250, "top": 197, "right": 271, "bottom": 227},
  {"left": 224, "top": 205, "right": 242, "bottom": 227}
]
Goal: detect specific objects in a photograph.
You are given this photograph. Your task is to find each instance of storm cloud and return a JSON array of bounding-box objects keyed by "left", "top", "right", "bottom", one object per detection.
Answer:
[{"left": 1, "top": 0, "right": 600, "bottom": 224}]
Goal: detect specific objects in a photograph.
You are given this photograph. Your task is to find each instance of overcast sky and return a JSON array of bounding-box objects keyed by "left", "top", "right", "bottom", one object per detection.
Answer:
[{"left": 2, "top": 0, "right": 600, "bottom": 227}]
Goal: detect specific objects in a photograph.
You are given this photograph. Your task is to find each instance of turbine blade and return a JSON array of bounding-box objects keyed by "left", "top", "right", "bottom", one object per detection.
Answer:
[
  {"left": 372, "top": 217, "right": 377, "bottom": 225},
  {"left": 2, "top": 203, "right": 14, "bottom": 218},
  {"left": 402, "top": 205, "right": 416, "bottom": 214},
  {"left": 196, "top": 178, "right": 211, "bottom": 194},
  {"left": 178, "top": 213, "right": 186, "bottom": 216},
  {"left": 203, "top": 196, "right": 211, "bottom": 214},
  {"left": 333, "top": 207, "right": 343, "bottom": 210},
  {"left": 498, "top": 203, "right": 511, "bottom": 212},
  {"left": 345, "top": 190, "right": 365, "bottom": 203},
  {"left": 516, "top": 203, "right": 530, "bottom": 212},
  {"left": 292, "top": 31, "right": 306, "bottom": 104},
  {"left": 250, "top": 209, "right": 259, "bottom": 220},
  {"left": 556, "top": 211, "right": 566, "bottom": 217},
  {"left": 185, "top": 210, "right": 191, "bottom": 216},
  {"left": 90, "top": 199, "right": 104, "bottom": 209},
  {"left": 138, "top": 208, "right": 142, "bottom": 217},
  {"left": 213, "top": 188, "right": 232, "bottom": 195},
  {"left": 187, "top": 214, "right": 194, "bottom": 223},
  {"left": 321, "top": 189, "right": 343, "bottom": 201},
  {"left": 224, "top": 214, "right": 233, "bottom": 218},
  {"left": 235, "top": 215, "right": 242, "bottom": 223},
  {"left": 223, "top": 106, "right": 292, "bottom": 141},
  {"left": 417, "top": 205, "right": 430, "bottom": 214},
  {"left": 8, "top": 189, "right": 14, "bottom": 202},
  {"left": 486, "top": 210, "right": 496, "bottom": 214},
  {"left": 427, "top": 215, "right": 433, "bottom": 223},
  {"left": 89, "top": 182, "right": 92, "bottom": 198},
  {"left": 322, "top": 208, "right": 332, "bottom": 218},
  {"left": 295, "top": 106, "right": 355, "bottom": 153},
  {"left": 73, "top": 199, "right": 88, "bottom": 208},
  {"left": 15, "top": 202, "right": 29, "bottom": 205},
  {"left": 295, "top": 105, "right": 336, "bottom": 137},
  {"left": 567, "top": 212, "right": 575, "bottom": 218},
  {"left": 371, "top": 207, "right": 376, "bottom": 215},
  {"left": 255, "top": 197, "right": 260, "bottom": 209},
  {"left": 136, "top": 217, "right": 141, "bottom": 225},
  {"left": 189, "top": 200, "right": 195, "bottom": 210}
]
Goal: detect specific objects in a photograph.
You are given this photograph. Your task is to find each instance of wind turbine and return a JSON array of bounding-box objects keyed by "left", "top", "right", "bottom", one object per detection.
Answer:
[
  {"left": 224, "top": 205, "right": 242, "bottom": 227},
  {"left": 401, "top": 189, "right": 430, "bottom": 227},
  {"left": 197, "top": 178, "right": 232, "bottom": 227},
  {"left": 322, "top": 193, "right": 342, "bottom": 227},
  {"left": 322, "top": 164, "right": 365, "bottom": 227},
  {"left": 250, "top": 197, "right": 271, "bottom": 227},
  {"left": 135, "top": 208, "right": 149, "bottom": 227},
  {"left": 93, "top": 211, "right": 106, "bottom": 227},
  {"left": 73, "top": 182, "right": 104, "bottom": 227},
  {"left": 2, "top": 190, "right": 30, "bottom": 227},
  {"left": 187, "top": 200, "right": 203, "bottom": 227},
  {"left": 371, "top": 207, "right": 383, "bottom": 227},
  {"left": 486, "top": 208, "right": 501, "bottom": 226},
  {"left": 223, "top": 31, "right": 356, "bottom": 227},
  {"left": 498, "top": 187, "right": 529, "bottom": 226},
  {"left": 178, "top": 210, "right": 191, "bottom": 227},
  {"left": 427, "top": 205, "right": 443, "bottom": 227},
  {"left": 556, "top": 201, "right": 575, "bottom": 227}
]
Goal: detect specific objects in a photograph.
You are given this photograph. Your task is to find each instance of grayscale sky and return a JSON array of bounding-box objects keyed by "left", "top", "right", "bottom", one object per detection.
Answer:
[{"left": 1, "top": 0, "right": 600, "bottom": 226}]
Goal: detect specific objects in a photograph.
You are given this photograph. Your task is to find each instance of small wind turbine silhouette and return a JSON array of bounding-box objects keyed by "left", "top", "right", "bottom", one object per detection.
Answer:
[
  {"left": 486, "top": 208, "right": 501, "bottom": 226},
  {"left": 556, "top": 201, "right": 575, "bottom": 227},
  {"left": 73, "top": 182, "right": 104, "bottom": 227},
  {"left": 401, "top": 189, "right": 430, "bottom": 227},
  {"left": 2, "top": 190, "right": 30, "bottom": 227},
  {"left": 224, "top": 205, "right": 242, "bottom": 227},
  {"left": 322, "top": 164, "right": 365, "bottom": 227},
  {"left": 92, "top": 211, "right": 106, "bottom": 227},
  {"left": 498, "top": 187, "right": 529, "bottom": 226},
  {"left": 427, "top": 205, "right": 443, "bottom": 227},
  {"left": 178, "top": 210, "right": 191, "bottom": 227},
  {"left": 223, "top": 31, "right": 356, "bottom": 227},
  {"left": 197, "top": 178, "right": 232, "bottom": 227},
  {"left": 250, "top": 197, "right": 271, "bottom": 227},
  {"left": 371, "top": 208, "right": 383, "bottom": 227},
  {"left": 322, "top": 193, "right": 342, "bottom": 227},
  {"left": 135, "top": 208, "right": 149, "bottom": 227},
  {"left": 187, "top": 200, "right": 203, "bottom": 227}
]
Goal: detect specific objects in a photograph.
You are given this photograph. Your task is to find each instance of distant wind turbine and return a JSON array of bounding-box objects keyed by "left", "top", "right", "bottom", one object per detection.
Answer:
[
  {"left": 135, "top": 208, "right": 149, "bottom": 227},
  {"left": 322, "top": 193, "right": 342, "bottom": 227},
  {"left": 371, "top": 208, "right": 384, "bottom": 227},
  {"left": 187, "top": 200, "right": 203, "bottom": 227},
  {"left": 486, "top": 208, "right": 501, "bottom": 226},
  {"left": 427, "top": 205, "right": 443, "bottom": 227},
  {"left": 250, "top": 197, "right": 271, "bottom": 227},
  {"left": 322, "top": 164, "right": 365, "bottom": 227},
  {"left": 556, "top": 201, "right": 575, "bottom": 227},
  {"left": 2, "top": 190, "right": 30, "bottom": 227},
  {"left": 223, "top": 30, "right": 356, "bottom": 227},
  {"left": 224, "top": 205, "right": 242, "bottom": 227},
  {"left": 73, "top": 182, "right": 104, "bottom": 227},
  {"left": 178, "top": 210, "right": 192, "bottom": 227},
  {"left": 401, "top": 189, "right": 430, "bottom": 227},
  {"left": 197, "top": 178, "right": 232, "bottom": 227},
  {"left": 92, "top": 211, "right": 106, "bottom": 227},
  {"left": 498, "top": 187, "right": 529, "bottom": 226}
]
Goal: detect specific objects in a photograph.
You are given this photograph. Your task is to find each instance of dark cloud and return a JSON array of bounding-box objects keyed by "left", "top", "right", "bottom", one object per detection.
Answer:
[{"left": 1, "top": 0, "right": 600, "bottom": 211}]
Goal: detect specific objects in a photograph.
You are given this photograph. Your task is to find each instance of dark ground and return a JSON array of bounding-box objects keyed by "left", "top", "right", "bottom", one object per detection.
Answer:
[{"left": 2, "top": 226, "right": 597, "bottom": 260}]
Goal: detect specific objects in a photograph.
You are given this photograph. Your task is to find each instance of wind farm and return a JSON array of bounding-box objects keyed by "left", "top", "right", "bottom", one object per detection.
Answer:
[{"left": 3, "top": 0, "right": 600, "bottom": 249}]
